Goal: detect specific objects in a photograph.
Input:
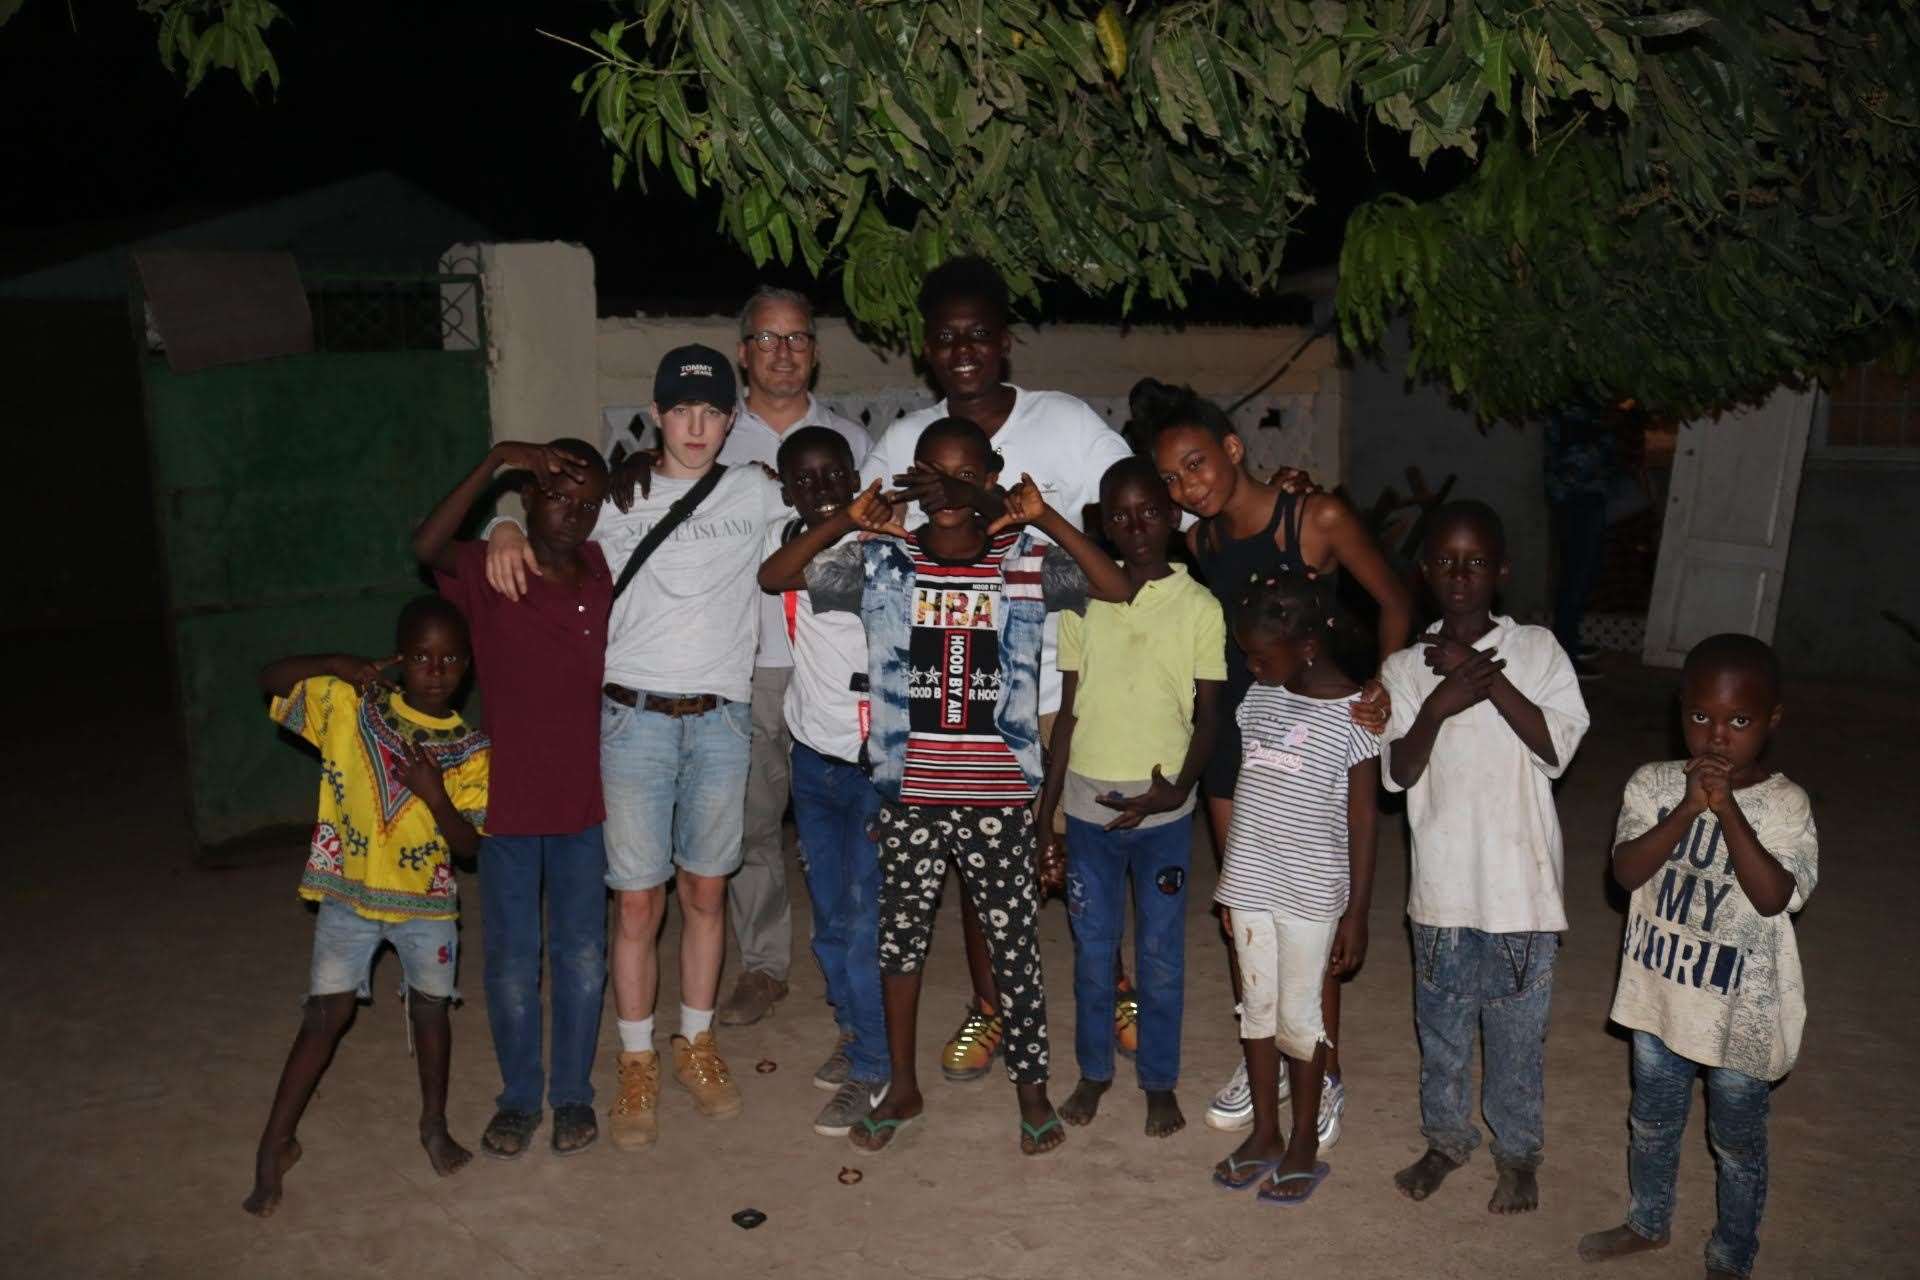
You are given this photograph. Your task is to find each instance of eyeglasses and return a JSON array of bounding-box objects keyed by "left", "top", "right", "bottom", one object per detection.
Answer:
[
  {"left": 747, "top": 329, "right": 815, "bottom": 353},
  {"left": 536, "top": 487, "right": 604, "bottom": 514}
]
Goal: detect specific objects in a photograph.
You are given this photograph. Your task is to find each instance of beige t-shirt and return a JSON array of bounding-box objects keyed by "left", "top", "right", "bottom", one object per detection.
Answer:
[{"left": 1609, "top": 762, "right": 1819, "bottom": 1081}]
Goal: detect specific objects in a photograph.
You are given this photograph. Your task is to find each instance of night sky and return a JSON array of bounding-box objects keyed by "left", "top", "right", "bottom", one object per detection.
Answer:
[{"left": 1, "top": 1, "right": 1463, "bottom": 322}]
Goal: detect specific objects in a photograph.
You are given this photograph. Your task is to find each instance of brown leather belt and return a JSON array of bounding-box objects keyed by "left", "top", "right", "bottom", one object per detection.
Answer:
[{"left": 603, "top": 684, "right": 720, "bottom": 717}]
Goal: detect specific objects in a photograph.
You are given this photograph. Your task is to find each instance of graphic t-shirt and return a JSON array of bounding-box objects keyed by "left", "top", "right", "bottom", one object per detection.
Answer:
[
  {"left": 900, "top": 528, "right": 1033, "bottom": 805},
  {"left": 1610, "top": 763, "right": 1819, "bottom": 1081},
  {"left": 1215, "top": 686, "right": 1379, "bottom": 920},
  {"left": 270, "top": 676, "right": 490, "bottom": 923},
  {"left": 768, "top": 522, "right": 871, "bottom": 763}
]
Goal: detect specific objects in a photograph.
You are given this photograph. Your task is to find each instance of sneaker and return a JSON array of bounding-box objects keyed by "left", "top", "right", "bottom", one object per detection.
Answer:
[
  {"left": 940, "top": 999, "right": 1004, "bottom": 1082},
  {"left": 1113, "top": 978, "right": 1140, "bottom": 1060},
  {"left": 1203, "top": 1057, "right": 1292, "bottom": 1132},
  {"left": 608, "top": 1050, "right": 660, "bottom": 1150},
  {"left": 1572, "top": 655, "right": 1604, "bottom": 682},
  {"left": 812, "top": 1079, "right": 887, "bottom": 1138},
  {"left": 672, "top": 1031, "right": 744, "bottom": 1119},
  {"left": 813, "top": 1031, "right": 855, "bottom": 1092},
  {"left": 717, "top": 970, "right": 789, "bottom": 1027},
  {"left": 1317, "top": 1073, "right": 1347, "bottom": 1150}
]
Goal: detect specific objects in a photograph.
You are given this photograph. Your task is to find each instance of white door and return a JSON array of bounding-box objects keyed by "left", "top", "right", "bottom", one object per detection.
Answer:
[{"left": 1642, "top": 386, "right": 1817, "bottom": 667}]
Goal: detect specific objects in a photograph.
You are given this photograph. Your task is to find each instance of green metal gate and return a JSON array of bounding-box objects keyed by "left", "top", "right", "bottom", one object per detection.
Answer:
[{"left": 140, "top": 273, "right": 492, "bottom": 853}]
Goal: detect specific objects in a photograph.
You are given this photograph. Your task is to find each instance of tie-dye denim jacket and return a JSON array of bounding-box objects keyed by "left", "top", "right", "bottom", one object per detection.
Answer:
[{"left": 804, "top": 530, "right": 1088, "bottom": 805}]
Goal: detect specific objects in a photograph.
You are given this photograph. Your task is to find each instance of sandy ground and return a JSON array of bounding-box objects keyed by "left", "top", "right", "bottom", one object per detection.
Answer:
[{"left": 3, "top": 631, "right": 1916, "bottom": 1280}]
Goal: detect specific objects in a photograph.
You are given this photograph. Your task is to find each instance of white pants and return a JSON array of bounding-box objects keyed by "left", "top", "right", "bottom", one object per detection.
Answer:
[{"left": 1231, "top": 908, "right": 1337, "bottom": 1061}]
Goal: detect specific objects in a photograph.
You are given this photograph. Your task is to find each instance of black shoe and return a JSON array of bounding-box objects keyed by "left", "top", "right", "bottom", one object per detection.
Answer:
[
  {"left": 552, "top": 1103, "right": 599, "bottom": 1156},
  {"left": 480, "top": 1108, "right": 541, "bottom": 1160},
  {"left": 1572, "top": 656, "right": 1604, "bottom": 682}
]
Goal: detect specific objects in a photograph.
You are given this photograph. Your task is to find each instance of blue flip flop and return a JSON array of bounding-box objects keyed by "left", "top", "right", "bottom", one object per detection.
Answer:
[
  {"left": 1257, "top": 1161, "right": 1332, "bottom": 1206},
  {"left": 1213, "top": 1154, "right": 1284, "bottom": 1191}
]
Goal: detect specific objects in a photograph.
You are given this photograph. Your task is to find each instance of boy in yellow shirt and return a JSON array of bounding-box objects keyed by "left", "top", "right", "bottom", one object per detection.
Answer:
[
  {"left": 243, "top": 597, "right": 490, "bottom": 1218},
  {"left": 1037, "top": 458, "right": 1227, "bottom": 1138}
]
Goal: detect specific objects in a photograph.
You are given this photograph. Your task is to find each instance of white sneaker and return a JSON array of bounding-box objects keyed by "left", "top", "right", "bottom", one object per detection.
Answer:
[
  {"left": 1204, "top": 1058, "right": 1291, "bottom": 1131},
  {"left": 1317, "top": 1074, "right": 1347, "bottom": 1150}
]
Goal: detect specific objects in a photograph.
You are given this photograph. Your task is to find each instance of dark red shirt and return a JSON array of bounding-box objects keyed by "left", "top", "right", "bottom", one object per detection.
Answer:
[{"left": 435, "top": 539, "right": 610, "bottom": 835}]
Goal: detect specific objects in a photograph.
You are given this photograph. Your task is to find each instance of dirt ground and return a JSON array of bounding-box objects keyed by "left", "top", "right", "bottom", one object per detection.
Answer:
[{"left": 3, "top": 630, "right": 1916, "bottom": 1280}]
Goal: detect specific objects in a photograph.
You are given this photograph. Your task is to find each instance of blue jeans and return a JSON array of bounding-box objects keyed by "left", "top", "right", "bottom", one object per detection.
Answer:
[
  {"left": 788, "top": 743, "right": 888, "bottom": 1084},
  {"left": 1065, "top": 815, "right": 1191, "bottom": 1092},
  {"left": 1550, "top": 493, "right": 1607, "bottom": 654},
  {"left": 1627, "top": 1031, "right": 1771, "bottom": 1278},
  {"left": 1413, "top": 924, "right": 1558, "bottom": 1169},
  {"left": 480, "top": 827, "right": 608, "bottom": 1114},
  {"left": 601, "top": 695, "right": 752, "bottom": 891}
]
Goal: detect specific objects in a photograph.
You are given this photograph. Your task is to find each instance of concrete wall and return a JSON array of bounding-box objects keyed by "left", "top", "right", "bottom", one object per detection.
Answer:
[
  {"left": 1775, "top": 459, "right": 1920, "bottom": 680},
  {"left": 596, "top": 314, "right": 1347, "bottom": 484},
  {"left": 1347, "top": 322, "right": 1550, "bottom": 621}
]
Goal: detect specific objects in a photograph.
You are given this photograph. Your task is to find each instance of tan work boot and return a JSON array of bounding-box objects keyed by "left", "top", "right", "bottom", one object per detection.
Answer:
[
  {"left": 608, "top": 1049, "right": 660, "bottom": 1150},
  {"left": 717, "top": 970, "right": 789, "bottom": 1027},
  {"left": 672, "top": 1032, "right": 744, "bottom": 1119}
]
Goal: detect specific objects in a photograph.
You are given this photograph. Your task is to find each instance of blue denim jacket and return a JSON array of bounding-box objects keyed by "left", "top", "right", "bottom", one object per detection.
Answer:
[{"left": 807, "top": 531, "right": 1086, "bottom": 805}]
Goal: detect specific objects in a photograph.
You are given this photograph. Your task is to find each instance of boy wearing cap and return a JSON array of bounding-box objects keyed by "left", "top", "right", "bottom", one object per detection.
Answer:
[{"left": 486, "top": 345, "right": 794, "bottom": 1151}]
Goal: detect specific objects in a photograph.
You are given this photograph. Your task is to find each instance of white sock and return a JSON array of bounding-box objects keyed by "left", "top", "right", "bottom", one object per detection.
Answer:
[
  {"left": 617, "top": 1016, "right": 655, "bottom": 1053},
  {"left": 680, "top": 1004, "right": 715, "bottom": 1040}
]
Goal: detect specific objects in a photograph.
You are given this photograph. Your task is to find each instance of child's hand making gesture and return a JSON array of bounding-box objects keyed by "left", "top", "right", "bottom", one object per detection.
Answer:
[
  {"left": 324, "top": 654, "right": 401, "bottom": 699},
  {"left": 398, "top": 735, "right": 450, "bottom": 804},
  {"left": 846, "top": 479, "right": 910, "bottom": 539},
  {"left": 1422, "top": 641, "right": 1505, "bottom": 720},
  {"left": 1684, "top": 751, "right": 1735, "bottom": 816},
  {"left": 987, "top": 474, "right": 1051, "bottom": 533}
]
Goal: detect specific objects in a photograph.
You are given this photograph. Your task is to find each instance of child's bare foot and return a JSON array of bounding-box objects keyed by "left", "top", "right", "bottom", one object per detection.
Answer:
[
  {"left": 1393, "top": 1147, "right": 1462, "bottom": 1201},
  {"left": 1489, "top": 1164, "right": 1538, "bottom": 1213},
  {"left": 421, "top": 1119, "right": 472, "bottom": 1178},
  {"left": 849, "top": 1086, "right": 924, "bottom": 1152},
  {"left": 1061, "top": 1078, "right": 1110, "bottom": 1126},
  {"left": 1144, "top": 1089, "right": 1185, "bottom": 1138},
  {"left": 242, "top": 1138, "right": 303, "bottom": 1218},
  {"left": 1575, "top": 1224, "right": 1669, "bottom": 1264},
  {"left": 1016, "top": 1084, "right": 1066, "bottom": 1156}
]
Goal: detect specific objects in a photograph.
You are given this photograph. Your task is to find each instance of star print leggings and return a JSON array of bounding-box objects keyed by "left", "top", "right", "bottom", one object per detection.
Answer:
[{"left": 874, "top": 803, "right": 1049, "bottom": 1084}]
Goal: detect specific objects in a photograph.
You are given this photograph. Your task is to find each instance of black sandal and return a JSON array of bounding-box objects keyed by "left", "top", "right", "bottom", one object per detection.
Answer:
[
  {"left": 552, "top": 1104, "right": 599, "bottom": 1156},
  {"left": 480, "top": 1108, "right": 540, "bottom": 1160}
]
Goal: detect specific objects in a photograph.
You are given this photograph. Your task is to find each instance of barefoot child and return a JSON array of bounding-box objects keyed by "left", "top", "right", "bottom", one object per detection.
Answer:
[
  {"left": 1034, "top": 457, "right": 1226, "bottom": 1139},
  {"left": 413, "top": 438, "right": 613, "bottom": 1159},
  {"left": 1380, "top": 501, "right": 1590, "bottom": 1214},
  {"left": 1144, "top": 381, "right": 1408, "bottom": 1140},
  {"left": 760, "top": 416, "right": 1133, "bottom": 1156},
  {"left": 1210, "top": 578, "right": 1379, "bottom": 1204},
  {"left": 765, "top": 426, "right": 891, "bottom": 1138},
  {"left": 244, "top": 597, "right": 490, "bottom": 1216},
  {"left": 1578, "top": 634, "right": 1816, "bottom": 1280}
]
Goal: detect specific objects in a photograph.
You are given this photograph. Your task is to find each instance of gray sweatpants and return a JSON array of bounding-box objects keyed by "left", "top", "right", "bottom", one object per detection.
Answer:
[{"left": 728, "top": 664, "right": 793, "bottom": 980}]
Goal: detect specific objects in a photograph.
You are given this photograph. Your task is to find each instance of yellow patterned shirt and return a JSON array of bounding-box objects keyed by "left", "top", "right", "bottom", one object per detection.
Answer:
[{"left": 270, "top": 676, "right": 490, "bottom": 923}]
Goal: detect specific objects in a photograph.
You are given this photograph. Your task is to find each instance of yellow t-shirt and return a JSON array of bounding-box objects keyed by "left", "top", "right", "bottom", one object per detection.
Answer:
[
  {"left": 1057, "top": 564, "right": 1227, "bottom": 781},
  {"left": 270, "top": 676, "right": 490, "bottom": 923}
]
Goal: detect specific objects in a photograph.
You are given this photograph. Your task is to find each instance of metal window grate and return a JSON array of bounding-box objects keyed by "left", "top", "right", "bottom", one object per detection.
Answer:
[
  {"left": 305, "top": 273, "right": 485, "bottom": 352},
  {"left": 1821, "top": 362, "right": 1920, "bottom": 457}
]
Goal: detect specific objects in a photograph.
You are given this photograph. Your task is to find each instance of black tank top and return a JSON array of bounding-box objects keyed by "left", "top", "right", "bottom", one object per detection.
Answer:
[{"left": 1194, "top": 490, "right": 1308, "bottom": 700}]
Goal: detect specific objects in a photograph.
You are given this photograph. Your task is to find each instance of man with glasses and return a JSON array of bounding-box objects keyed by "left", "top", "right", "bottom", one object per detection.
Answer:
[{"left": 715, "top": 288, "right": 873, "bottom": 1030}]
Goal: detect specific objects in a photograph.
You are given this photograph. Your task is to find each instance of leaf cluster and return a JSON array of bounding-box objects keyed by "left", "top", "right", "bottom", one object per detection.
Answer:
[{"left": 142, "top": 0, "right": 282, "bottom": 95}]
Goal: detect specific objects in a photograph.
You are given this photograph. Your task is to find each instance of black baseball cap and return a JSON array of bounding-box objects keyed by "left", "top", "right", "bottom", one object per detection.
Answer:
[{"left": 653, "top": 343, "right": 737, "bottom": 413}]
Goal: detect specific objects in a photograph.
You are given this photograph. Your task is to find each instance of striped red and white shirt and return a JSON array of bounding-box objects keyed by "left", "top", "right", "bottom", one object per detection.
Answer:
[{"left": 899, "top": 529, "right": 1043, "bottom": 805}]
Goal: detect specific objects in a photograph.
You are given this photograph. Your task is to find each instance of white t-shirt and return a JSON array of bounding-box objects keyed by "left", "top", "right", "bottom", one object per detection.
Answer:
[
  {"left": 716, "top": 396, "right": 872, "bottom": 670},
  {"left": 1610, "top": 764, "right": 1818, "bottom": 1081},
  {"left": 1380, "top": 617, "right": 1591, "bottom": 934},
  {"left": 861, "top": 386, "right": 1133, "bottom": 714},
  {"left": 594, "top": 466, "right": 791, "bottom": 703},
  {"left": 766, "top": 522, "right": 869, "bottom": 762}
]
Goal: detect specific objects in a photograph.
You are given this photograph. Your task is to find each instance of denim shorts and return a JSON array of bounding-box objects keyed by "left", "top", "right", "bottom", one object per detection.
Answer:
[
  {"left": 309, "top": 899, "right": 458, "bottom": 999},
  {"left": 602, "top": 693, "right": 753, "bottom": 891}
]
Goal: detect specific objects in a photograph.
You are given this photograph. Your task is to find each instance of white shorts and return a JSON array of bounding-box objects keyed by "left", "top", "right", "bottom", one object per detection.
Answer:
[{"left": 1230, "top": 907, "right": 1337, "bottom": 1061}]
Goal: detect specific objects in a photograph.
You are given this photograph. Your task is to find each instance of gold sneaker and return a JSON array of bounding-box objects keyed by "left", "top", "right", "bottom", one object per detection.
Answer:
[
  {"left": 609, "top": 1049, "right": 660, "bottom": 1150},
  {"left": 671, "top": 1032, "right": 743, "bottom": 1119},
  {"left": 940, "top": 998, "right": 1003, "bottom": 1082},
  {"left": 1114, "top": 976, "right": 1140, "bottom": 1059}
]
